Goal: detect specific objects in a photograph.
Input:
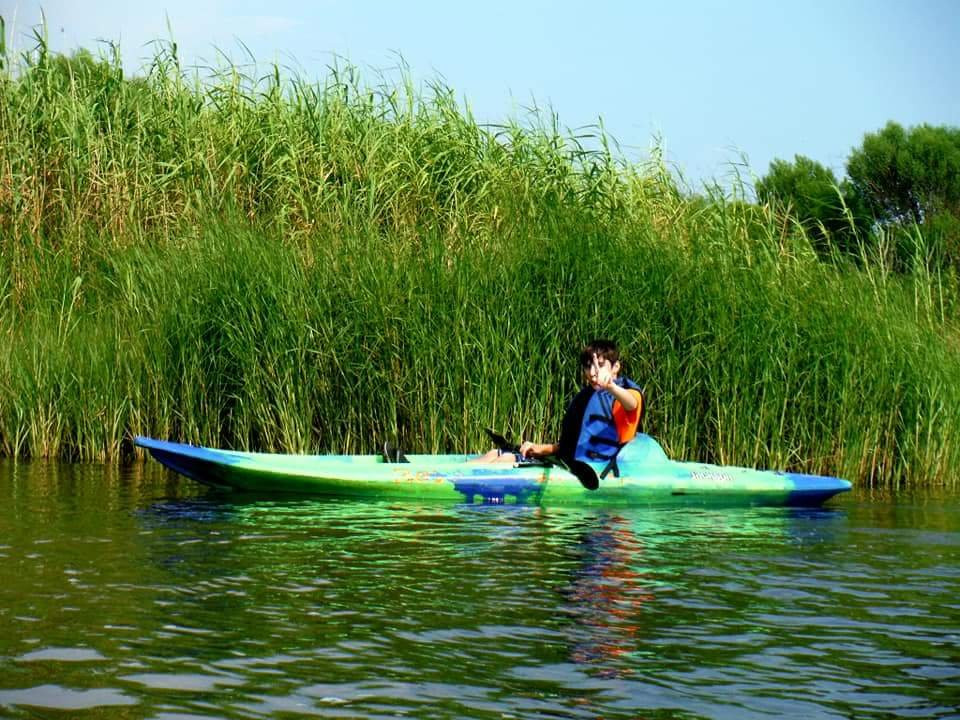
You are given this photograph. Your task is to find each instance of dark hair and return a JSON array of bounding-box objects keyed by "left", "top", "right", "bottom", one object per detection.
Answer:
[{"left": 580, "top": 339, "right": 620, "bottom": 368}]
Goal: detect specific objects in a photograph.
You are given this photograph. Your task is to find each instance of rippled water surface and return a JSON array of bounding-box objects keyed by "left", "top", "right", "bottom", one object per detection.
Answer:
[{"left": 1, "top": 460, "right": 958, "bottom": 719}]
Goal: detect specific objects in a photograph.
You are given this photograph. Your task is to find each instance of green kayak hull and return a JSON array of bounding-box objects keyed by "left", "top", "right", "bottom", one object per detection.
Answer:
[{"left": 135, "top": 435, "right": 851, "bottom": 507}]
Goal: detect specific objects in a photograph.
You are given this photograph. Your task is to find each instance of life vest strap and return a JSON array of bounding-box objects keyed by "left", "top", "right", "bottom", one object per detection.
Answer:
[
  {"left": 585, "top": 449, "right": 616, "bottom": 461},
  {"left": 589, "top": 435, "right": 622, "bottom": 447},
  {"left": 600, "top": 458, "right": 620, "bottom": 479}
]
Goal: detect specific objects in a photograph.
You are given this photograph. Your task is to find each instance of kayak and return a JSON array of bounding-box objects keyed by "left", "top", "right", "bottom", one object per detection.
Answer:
[{"left": 135, "top": 434, "right": 851, "bottom": 507}]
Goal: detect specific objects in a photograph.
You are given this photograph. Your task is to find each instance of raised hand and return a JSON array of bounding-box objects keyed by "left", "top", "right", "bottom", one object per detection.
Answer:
[{"left": 589, "top": 353, "right": 615, "bottom": 389}]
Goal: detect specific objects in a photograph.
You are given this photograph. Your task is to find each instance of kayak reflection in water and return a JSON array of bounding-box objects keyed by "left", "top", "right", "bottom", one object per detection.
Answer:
[{"left": 472, "top": 339, "right": 645, "bottom": 467}]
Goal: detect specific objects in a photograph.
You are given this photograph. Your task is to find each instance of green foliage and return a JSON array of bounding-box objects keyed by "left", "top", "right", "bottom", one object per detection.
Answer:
[
  {"left": 847, "top": 121, "right": 960, "bottom": 271},
  {"left": 1, "top": 40, "right": 959, "bottom": 486},
  {"left": 847, "top": 121, "right": 960, "bottom": 223},
  {"left": 755, "top": 155, "right": 866, "bottom": 256}
]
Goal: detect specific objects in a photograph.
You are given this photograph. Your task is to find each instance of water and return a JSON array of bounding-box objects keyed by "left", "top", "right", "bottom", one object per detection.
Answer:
[{"left": 1, "top": 460, "right": 958, "bottom": 719}]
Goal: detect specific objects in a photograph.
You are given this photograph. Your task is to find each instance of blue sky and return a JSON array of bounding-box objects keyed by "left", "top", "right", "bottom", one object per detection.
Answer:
[{"left": 3, "top": 1, "right": 958, "bottom": 187}]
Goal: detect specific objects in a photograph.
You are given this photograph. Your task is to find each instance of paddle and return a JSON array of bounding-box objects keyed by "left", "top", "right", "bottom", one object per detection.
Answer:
[
  {"left": 483, "top": 427, "right": 520, "bottom": 454},
  {"left": 483, "top": 428, "right": 600, "bottom": 491}
]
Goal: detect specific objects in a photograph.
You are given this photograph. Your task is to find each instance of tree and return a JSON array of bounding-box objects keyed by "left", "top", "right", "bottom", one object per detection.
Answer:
[
  {"left": 847, "top": 122, "right": 960, "bottom": 224},
  {"left": 846, "top": 122, "right": 960, "bottom": 271},
  {"left": 756, "top": 155, "right": 863, "bottom": 256}
]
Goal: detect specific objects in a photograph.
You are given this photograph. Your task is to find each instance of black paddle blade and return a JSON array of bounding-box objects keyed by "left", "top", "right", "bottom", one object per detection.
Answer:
[
  {"left": 484, "top": 428, "right": 520, "bottom": 453},
  {"left": 563, "top": 457, "right": 600, "bottom": 490}
]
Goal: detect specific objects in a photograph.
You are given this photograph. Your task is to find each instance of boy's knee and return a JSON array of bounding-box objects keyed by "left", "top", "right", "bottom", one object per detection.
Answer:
[{"left": 470, "top": 448, "right": 501, "bottom": 463}]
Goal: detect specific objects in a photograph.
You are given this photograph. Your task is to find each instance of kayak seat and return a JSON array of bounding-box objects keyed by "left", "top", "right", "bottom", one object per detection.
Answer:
[
  {"left": 600, "top": 434, "right": 670, "bottom": 479},
  {"left": 617, "top": 434, "right": 669, "bottom": 466}
]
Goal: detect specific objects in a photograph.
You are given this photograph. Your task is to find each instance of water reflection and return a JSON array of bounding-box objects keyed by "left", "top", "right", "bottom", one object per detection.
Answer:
[
  {"left": 553, "top": 507, "right": 849, "bottom": 680},
  {"left": 564, "top": 513, "right": 655, "bottom": 677}
]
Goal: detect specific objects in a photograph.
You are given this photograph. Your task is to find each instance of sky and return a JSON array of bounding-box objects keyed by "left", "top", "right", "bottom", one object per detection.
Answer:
[{"left": 2, "top": 0, "right": 958, "bottom": 188}]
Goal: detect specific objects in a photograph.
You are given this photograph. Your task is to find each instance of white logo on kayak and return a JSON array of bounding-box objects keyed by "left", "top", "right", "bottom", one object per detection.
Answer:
[{"left": 690, "top": 471, "right": 734, "bottom": 485}]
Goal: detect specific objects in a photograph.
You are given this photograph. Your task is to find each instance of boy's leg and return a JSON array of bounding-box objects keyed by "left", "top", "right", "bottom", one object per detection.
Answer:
[{"left": 469, "top": 448, "right": 519, "bottom": 464}]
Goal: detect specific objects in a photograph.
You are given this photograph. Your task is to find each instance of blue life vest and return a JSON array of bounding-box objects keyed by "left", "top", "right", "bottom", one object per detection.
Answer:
[{"left": 558, "top": 377, "right": 644, "bottom": 464}]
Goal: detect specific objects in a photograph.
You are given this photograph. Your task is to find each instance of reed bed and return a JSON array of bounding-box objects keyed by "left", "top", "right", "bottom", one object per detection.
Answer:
[{"left": 1, "top": 36, "right": 959, "bottom": 486}]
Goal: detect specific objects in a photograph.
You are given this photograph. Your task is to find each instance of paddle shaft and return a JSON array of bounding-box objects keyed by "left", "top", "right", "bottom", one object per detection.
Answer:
[{"left": 484, "top": 428, "right": 599, "bottom": 490}]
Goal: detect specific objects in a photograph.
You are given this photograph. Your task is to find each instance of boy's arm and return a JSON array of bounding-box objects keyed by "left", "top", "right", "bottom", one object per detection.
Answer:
[
  {"left": 606, "top": 381, "right": 639, "bottom": 412},
  {"left": 519, "top": 440, "right": 558, "bottom": 458},
  {"left": 591, "top": 355, "right": 638, "bottom": 412},
  {"left": 613, "top": 389, "right": 644, "bottom": 442}
]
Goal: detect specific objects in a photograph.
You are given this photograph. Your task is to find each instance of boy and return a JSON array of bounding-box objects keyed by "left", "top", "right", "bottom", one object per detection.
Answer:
[{"left": 475, "top": 339, "right": 644, "bottom": 466}]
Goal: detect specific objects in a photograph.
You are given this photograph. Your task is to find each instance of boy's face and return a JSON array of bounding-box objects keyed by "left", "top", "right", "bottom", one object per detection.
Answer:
[{"left": 583, "top": 354, "right": 621, "bottom": 389}]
